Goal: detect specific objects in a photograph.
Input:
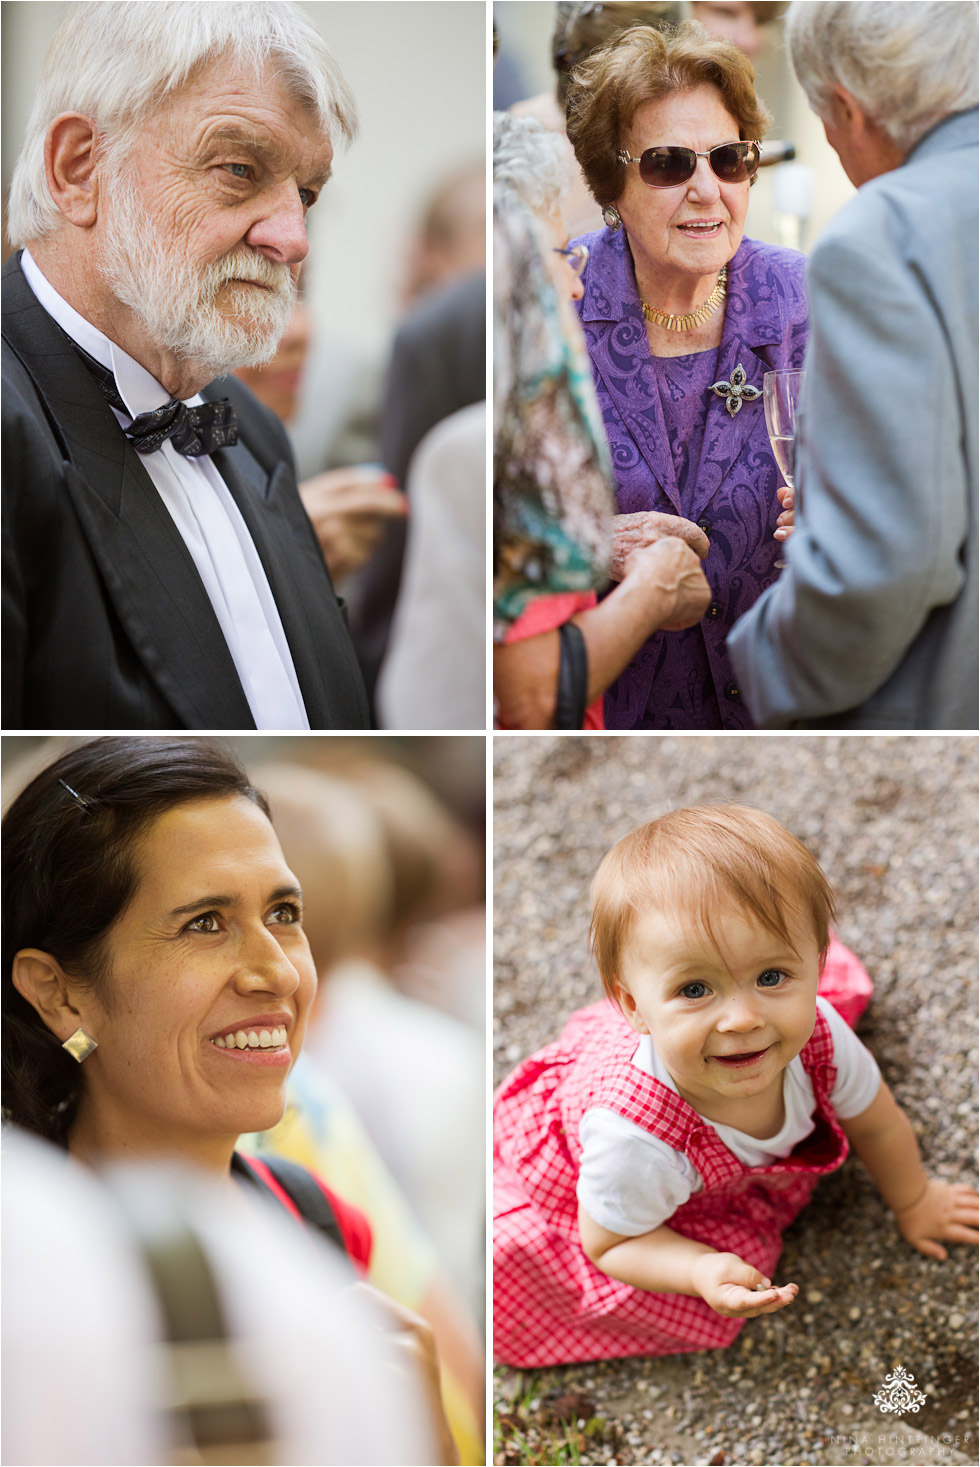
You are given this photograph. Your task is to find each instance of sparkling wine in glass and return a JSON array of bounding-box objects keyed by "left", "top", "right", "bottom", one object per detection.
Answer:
[{"left": 763, "top": 368, "right": 804, "bottom": 568}]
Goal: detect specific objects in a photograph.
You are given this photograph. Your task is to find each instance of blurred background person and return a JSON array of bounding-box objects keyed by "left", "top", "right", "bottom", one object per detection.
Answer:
[
  {"left": 349, "top": 257, "right": 485, "bottom": 721},
  {"left": 245, "top": 759, "right": 486, "bottom": 1459},
  {"left": 690, "top": 1, "right": 780, "bottom": 56},
  {"left": 375, "top": 398, "right": 486, "bottom": 729},
  {"left": 3, "top": 1128, "right": 434, "bottom": 1466},
  {"left": 398, "top": 158, "right": 487, "bottom": 311},
  {"left": 494, "top": 115, "right": 710, "bottom": 729},
  {"left": 510, "top": 3, "right": 685, "bottom": 235},
  {"left": 729, "top": 0, "right": 978, "bottom": 728},
  {"left": 235, "top": 272, "right": 411, "bottom": 585}
]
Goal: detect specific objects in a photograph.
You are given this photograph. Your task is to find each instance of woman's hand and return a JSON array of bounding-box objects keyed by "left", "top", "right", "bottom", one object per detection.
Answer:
[
  {"left": 690, "top": 1251, "right": 799, "bottom": 1319},
  {"left": 299, "top": 467, "right": 407, "bottom": 582},
  {"left": 893, "top": 1179, "right": 980, "bottom": 1261},
  {"left": 350, "top": 1283, "right": 459, "bottom": 1464},
  {"left": 622, "top": 538, "right": 711, "bottom": 630},
  {"left": 609, "top": 512, "right": 710, "bottom": 581},
  {"left": 774, "top": 485, "right": 795, "bottom": 543}
]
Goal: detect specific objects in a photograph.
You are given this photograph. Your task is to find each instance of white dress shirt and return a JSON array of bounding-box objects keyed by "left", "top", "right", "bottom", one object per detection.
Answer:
[{"left": 21, "top": 251, "right": 309, "bottom": 730}]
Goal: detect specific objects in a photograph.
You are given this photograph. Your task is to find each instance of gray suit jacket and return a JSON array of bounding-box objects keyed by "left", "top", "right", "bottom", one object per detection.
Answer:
[{"left": 729, "top": 109, "right": 978, "bottom": 729}]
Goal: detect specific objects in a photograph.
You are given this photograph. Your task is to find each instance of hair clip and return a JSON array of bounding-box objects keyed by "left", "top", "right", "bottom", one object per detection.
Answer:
[{"left": 57, "top": 778, "right": 92, "bottom": 811}]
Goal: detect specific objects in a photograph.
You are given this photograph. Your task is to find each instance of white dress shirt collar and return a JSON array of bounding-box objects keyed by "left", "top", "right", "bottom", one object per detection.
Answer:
[{"left": 20, "top": 248, "right": 205, "bottom": 419}]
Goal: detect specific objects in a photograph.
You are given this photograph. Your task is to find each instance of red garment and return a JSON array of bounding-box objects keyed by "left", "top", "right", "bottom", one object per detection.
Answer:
[
  {"left": 493, "top": 941, "right": 870, "bottom": 1367},
  {"left": 501, "top": 592, "right": 604, "bottom": 729},
  {"left": 240, "top": 1154, "right": 373, "bottom": 1273}
]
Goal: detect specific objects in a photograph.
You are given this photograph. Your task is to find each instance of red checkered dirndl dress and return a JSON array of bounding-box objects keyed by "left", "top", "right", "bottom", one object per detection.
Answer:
[{"left": 494, "top": 938, "right": 869, "bottom": 1367}]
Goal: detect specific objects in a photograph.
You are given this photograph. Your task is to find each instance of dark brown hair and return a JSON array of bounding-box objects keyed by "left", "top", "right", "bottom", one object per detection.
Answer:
[
  {"left": 590, "top": 804, "right": 836, "bottom": 999},
  {"left": 2, "top": 737, "right": 270, "bottom": 1143},
  {"left": 565, "top": 19, "right": 772, "bottom": 206}
]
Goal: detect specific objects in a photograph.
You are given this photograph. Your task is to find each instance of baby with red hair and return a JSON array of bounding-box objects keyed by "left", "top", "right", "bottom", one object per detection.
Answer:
[{"left": 494, "top": 804, "right": 978, "bottom": 1366}]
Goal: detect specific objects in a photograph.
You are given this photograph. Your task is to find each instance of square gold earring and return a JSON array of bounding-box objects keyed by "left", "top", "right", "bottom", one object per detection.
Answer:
[{"left": 62, "top": 1028, "right": 98, "bottom": 1063}]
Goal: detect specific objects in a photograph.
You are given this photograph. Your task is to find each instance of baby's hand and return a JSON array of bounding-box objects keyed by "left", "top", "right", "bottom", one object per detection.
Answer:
[
  {"left": 690, "top": 1251, "right": 798, "bottom": 1319},
  {"left": 894, "top": 1179, "right": 980, "bottom": 1261}
]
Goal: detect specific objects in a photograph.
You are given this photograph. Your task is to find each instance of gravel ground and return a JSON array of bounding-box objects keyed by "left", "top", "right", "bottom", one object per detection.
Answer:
[{"left": 493, "top": 735, "right": 978, "bottom": 1467}]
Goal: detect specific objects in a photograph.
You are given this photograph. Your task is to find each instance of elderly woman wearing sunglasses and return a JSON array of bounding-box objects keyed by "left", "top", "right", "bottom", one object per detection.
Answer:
[{"left": 565, "top": 20, "right": 808, "bottom": 729}]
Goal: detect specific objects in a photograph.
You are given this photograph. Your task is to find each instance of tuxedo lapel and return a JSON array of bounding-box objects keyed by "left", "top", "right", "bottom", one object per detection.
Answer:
[
  {"left": 207, "top": 433, "right": 339, "bottom": 728},
  {"left": 2, "top": 256, "right": 255, "bottom": 727}
]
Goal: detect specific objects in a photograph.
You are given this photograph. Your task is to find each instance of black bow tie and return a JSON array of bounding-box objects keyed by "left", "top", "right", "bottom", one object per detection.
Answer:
[{"left": 70, "top": 339, "right": 238, "bottom": 457}]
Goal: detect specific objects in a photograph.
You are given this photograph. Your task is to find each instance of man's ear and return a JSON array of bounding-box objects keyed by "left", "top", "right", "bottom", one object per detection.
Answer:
[
  {"left": 827, "top": 83, "right": 858, "bottom": 126},
  {"left": 11, "top": 949, "right": 88, "bottom": 1045},
  {"left": 613, "top": 978, "right": 650, "bottom": 1035},
  {"left": 44, "top": 113, "right": 101, "bottom": 228}
]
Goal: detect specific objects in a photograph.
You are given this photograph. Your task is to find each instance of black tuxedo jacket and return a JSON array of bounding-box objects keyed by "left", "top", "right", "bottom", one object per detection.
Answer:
[{"left": 2, "top": 253, "right": 370, "bottom": 729}]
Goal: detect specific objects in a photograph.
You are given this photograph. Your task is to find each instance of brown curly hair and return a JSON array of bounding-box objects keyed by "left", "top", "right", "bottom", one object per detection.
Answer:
[{"left": 565, "top": 20, "right": 773, "bottom": 207}]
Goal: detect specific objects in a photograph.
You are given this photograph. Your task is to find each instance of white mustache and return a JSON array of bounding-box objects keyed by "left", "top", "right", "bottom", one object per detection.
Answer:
[{"left": 206, "top": 253, "right": 294, "bottom": 298}]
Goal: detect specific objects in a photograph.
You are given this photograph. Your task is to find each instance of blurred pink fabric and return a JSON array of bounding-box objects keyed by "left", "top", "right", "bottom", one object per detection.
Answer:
[{"left": 501, "top": 591, "right": 604, "bottom": 729}]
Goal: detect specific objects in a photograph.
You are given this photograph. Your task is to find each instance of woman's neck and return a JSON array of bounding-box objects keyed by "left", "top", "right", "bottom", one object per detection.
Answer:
[
  {"left": 628, "top": 239, "right": 728, "bottom": 358},
  {"left": 630, "top": 244, "right": 724, "bottom": 318},
  {"left": 68, "top": 1102, "right": 239, "bottom": 1181}
]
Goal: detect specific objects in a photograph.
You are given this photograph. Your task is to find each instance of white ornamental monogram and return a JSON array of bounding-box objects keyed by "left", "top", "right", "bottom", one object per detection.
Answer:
[{"left": 872, "top": 1365, "right": 927, "bottom": 1415}]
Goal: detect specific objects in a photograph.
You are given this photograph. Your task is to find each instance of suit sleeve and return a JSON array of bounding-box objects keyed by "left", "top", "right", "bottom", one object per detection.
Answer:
[
  {"left": 728, "top": 208, "right": 967, "bottom": 726},
  {"left": 2, "top": 378, "right": 35, "bottom": 728}
]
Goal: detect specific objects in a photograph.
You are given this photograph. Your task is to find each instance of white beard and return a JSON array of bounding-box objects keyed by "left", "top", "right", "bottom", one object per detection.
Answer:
[{"left": 97, "top": 167, "right": 297, "bottom": 384}]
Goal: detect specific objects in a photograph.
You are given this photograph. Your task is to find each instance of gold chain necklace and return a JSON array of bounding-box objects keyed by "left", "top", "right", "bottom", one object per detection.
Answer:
[{"left": 641, "top": 266, "right": 728, "bottom": 332}]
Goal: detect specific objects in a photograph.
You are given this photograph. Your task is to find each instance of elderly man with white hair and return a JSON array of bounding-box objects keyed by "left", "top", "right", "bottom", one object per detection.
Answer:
[
  {"left": 729, "top": 0, "right": 978, "bottom": 729},
  {"left": 2, "top": 1, "right": 370, "bottom": 730}
]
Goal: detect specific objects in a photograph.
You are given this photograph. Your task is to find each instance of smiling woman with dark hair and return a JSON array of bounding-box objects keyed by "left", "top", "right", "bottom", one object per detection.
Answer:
[
  {"left": 1, "top": 735, "right": 458, "bottom": 1464},
  {"left": 2, "top": 738, "right": 301, "bottom": 1156}
]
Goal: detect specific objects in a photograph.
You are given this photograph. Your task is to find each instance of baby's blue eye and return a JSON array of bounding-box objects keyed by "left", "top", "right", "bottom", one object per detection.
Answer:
[
  {"left": 679, "top": 981, "right": 709, "bottom": 999},
  {"left": 758, "top": 969, "right": 785, "bottom": 987}
]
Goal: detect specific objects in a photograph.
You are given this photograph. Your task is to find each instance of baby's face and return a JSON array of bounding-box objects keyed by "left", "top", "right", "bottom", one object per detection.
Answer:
[{"left": 615, "top": 900, "right": 820, "bottom": 1113}]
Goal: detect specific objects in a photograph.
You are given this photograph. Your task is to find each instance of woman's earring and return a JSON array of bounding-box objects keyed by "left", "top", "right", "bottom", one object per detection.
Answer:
[
  {"left": 62, "top": 1028, "right": 98, "bottom": 1063},
  {"left": 602, "top": 205, "right": 622, "bottom": 233}
]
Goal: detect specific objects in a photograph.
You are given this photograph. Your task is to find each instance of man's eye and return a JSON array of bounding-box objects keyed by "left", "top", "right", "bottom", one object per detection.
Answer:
[
  {"left": 298, "top": 188, "right": 317, "bottom": 209},
  {"left": 225, "top": 163, "right": 251, "bottom": 180}
]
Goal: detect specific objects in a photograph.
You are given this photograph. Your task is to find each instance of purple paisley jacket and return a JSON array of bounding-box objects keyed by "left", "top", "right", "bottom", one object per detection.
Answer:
[{"left": 573, "top": 227, "right": 808, "bottom": 728}]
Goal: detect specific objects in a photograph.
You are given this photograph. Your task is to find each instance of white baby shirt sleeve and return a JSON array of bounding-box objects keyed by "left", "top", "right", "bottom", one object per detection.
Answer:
[
  {"left": 817, "top": 995, "right": 883, "bottom": 1118},
  {"left": 577, "top": 1108, "right": 700, "bottom": 1237}
]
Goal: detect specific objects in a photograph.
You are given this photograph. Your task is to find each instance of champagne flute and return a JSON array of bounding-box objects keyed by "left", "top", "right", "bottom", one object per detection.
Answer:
[{"left": 763, "top": 368, "right": 804, "bottom": 569}]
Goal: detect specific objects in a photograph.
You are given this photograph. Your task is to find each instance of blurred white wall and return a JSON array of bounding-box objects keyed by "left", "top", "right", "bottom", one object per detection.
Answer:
[
  {"left": 1, "top": 1, "right": 486, "bottom": 358},
  {"left": 493, "top": 0, "right": 855, "bottom": 254}
]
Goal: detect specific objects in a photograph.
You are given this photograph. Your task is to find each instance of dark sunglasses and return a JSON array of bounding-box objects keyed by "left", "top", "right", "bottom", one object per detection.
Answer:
[{"left": 616, "top": 141, "right": 762, "bottom": 188}]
